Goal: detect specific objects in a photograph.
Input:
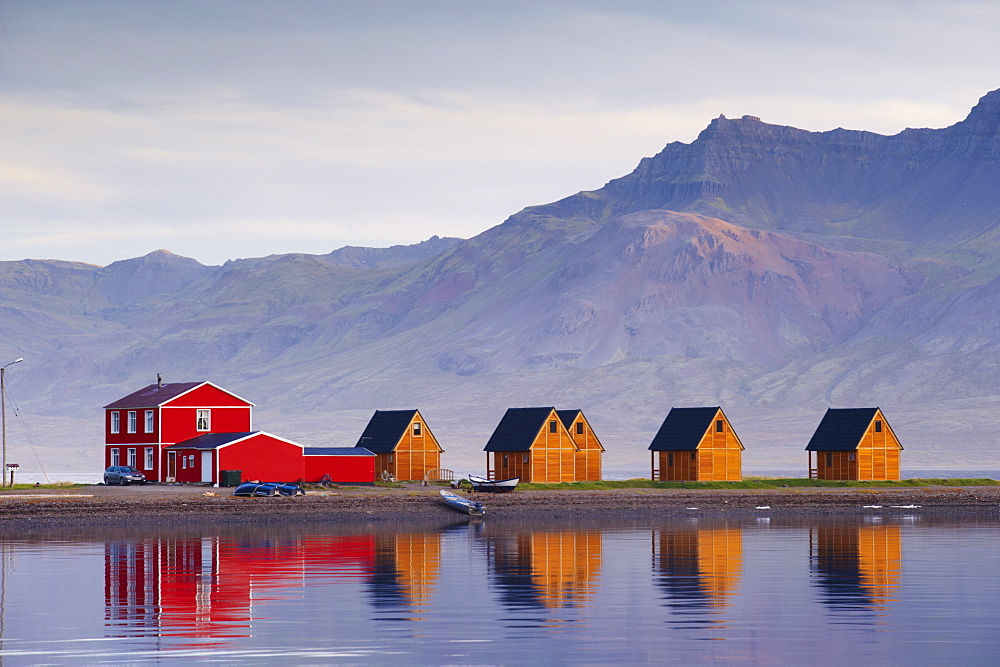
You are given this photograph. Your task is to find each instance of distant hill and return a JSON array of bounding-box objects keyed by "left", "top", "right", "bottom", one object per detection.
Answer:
[{"left": 2, "top": 91, "right": 998, "bottom": 476}]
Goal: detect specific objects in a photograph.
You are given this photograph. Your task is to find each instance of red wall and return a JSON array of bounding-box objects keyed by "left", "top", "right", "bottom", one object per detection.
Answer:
[
  {"left": 304, "top": 455, "right": 375, "bottom": 483},
  {"left": 218, "top": 435, "right": 304, "bottom": 483},
  {"left": 160, "top": 406, "right": 251, "bottom": 445}
]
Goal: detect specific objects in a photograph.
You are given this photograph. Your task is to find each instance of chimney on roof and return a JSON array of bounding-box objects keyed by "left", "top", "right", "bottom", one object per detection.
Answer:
[{"left": 157, "top": 373, "right": 162, "bottom": 388}]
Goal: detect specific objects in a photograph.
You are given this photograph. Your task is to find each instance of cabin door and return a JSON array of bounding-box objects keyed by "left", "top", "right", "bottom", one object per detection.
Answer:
[
  {"left": 201, "top": 451, "right": 214, "bottom": 484},
  {"left": 166, "top": 452, "right": 177, "bottom": 482}
]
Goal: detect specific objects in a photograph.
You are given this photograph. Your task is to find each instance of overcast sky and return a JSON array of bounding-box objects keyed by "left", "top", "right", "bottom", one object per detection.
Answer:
[{"left": 2, "top": 1, "right": 997, "bottom": 266}]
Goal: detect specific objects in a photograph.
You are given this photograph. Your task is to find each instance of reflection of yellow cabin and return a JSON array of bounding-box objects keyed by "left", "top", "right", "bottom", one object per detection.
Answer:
[
  {"left": 649, "top": 407, "right": 744, "bottom": 481},
  {"left": 811, "top": 523, "right": 901, "bottom": 608},
  {"left": 653, "top": 527, "right": 743, "bottom": 607},
  {"left": 373, "top": 532, "right": 441, "bottom": 614},
  {"left": 558, "top": 410, "right": 604, "bottom": 482},
  {"left": 525, "top": 531, "right": 602, "bottom": 609},
  {"left": 356, "top": 410, "right": 443, "bottom": 481},
  {"left": 806, "top": 408, "right": 902, "bottom": 480}
]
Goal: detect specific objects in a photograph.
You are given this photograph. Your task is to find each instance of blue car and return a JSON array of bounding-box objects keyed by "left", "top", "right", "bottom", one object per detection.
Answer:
[{"left": 104, "top": 466, "right": 146, "bottom": 485}]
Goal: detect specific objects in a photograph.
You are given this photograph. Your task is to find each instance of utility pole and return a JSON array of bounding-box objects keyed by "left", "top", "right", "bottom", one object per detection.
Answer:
[{"left": 1, "top": 358, "right": 23, "bottom": 487}]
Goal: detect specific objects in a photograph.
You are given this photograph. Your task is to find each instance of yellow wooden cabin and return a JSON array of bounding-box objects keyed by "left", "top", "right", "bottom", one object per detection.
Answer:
[
  {"left": 648, "top": 407, "right": 744, "bottom": 481},
  {"left": 557, "top": 410, "right": 604, "bottom": 482},
  {"left": 355, "top": 409, "right": 443, "bottom": 481},
  {"left": 484, "top": 407, "right": 583, "bottom": 483},
  {"left": 806, "top": 407, "right": 902, "bottom": 481}
]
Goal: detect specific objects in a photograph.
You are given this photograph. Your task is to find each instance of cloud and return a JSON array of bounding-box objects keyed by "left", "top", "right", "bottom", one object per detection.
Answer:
[{"left": 1, "top": 0, "right": 998, "bottom": 265}]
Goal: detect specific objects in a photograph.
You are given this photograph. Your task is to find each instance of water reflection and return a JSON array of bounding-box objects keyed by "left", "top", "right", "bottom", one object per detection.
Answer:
[
  {"left": 369, "top": 532, "right": 441, "bottom": 620},
  {"left": 653, "top": 522, "right": 742, "bottom": 632},
  {"left": 483, "top": 530, "right": 601, "bottom": 613},
  {"left": 810, "top": 522, "right": 901, "bottom": 613}
]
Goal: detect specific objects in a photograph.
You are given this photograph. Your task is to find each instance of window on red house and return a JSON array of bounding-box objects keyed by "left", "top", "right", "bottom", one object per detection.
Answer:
[
  {"left": 127, "top": 411, "right": 136, "bottom": 433},
  {"left": 145, "top": 410, "right": 154, "bottom": 433},
  {"left": 196, "top": 409, "right": 211, "bottom": 431},
  {"left": 110, "top": 411, "right": 120, "bottom": 434}
]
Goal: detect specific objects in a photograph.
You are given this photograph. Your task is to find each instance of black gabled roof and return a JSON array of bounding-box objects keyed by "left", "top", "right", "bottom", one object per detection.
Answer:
[
  {"left": 805, "top": 408, "right": 880, "bottom": 451},
  {"left": 355, "top": 410, "right": 418, "bottom": 453},
  {"left": 648, "top": 407, "right": 721, "bottom": 451},
  {"left": 484, "top": 407, "right": 557, "bottom": 452},
  {"left": 305, "top": 447, "right": 375, "bottom": 457},
  {"left": 556, "top": 409, "right": 581, "bottom": 430},
  {"left": 165, "top": 432, "right": 257, "bottom": 449},
  {"left": 104, "top": 382, "right": 203, "bottom": 409}
]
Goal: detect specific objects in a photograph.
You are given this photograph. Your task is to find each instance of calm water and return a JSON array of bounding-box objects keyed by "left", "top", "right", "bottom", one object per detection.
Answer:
[{"left": 0, "top": 514, "right": 998, "bottom": 664}]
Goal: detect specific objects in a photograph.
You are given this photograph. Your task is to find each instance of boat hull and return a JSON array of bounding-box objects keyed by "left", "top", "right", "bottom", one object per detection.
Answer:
[
  {"left": 440, "top": 489, "right": 485, "bottom": 515},
  {"left": 467, "top": 475, "right": 519, "bottom": 493}
]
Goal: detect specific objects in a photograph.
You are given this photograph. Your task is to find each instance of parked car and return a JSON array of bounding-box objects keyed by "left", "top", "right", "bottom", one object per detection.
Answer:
[{"left": 103, "top": 466, "right": 146, "bottom": 485}]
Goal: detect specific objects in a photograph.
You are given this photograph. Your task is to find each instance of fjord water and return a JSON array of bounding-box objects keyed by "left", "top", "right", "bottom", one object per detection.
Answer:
[{"left": 0, "top": 515, "right": 997, "bottom": 663}]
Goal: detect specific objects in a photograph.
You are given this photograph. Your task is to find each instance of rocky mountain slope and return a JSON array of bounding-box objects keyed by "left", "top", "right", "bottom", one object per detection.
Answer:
[{"left": 2, "top": 90, "right": 998, "bottom": 475}]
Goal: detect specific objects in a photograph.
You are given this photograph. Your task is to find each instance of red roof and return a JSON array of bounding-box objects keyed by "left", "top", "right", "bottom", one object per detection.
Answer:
[{"left": 103, "top": 381, "right": 255, "bottom": 409}]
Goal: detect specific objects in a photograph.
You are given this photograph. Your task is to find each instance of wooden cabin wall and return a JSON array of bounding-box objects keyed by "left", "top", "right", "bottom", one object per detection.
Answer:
[
  {"left": 856, "top": 411, "right": 902, "bottom": 481},
  {"left": 390, "top": 414, "right": 441, "bottom": 481},
  {"left": 493, "top": 451, "right": 532, "bottom": 482},
  {"left": 696, "top": 413, "right": 742, "bottom": 481},
  {"left": 569, "top": 416, "right": 603, "bottom": 481},
  {"left": 654, "top": 450, "right": 698, "bottom": 481},
  {"left": 815, "top": 451, "right": 857, "bottom": 480},
  {"left": 529, "top": 414, "right": 578, "bottom": 483}
]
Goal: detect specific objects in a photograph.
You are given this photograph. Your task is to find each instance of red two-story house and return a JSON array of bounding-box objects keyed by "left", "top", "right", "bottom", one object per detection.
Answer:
[{"left": 103, "top": 380, "right": 254, "bottom": 482}]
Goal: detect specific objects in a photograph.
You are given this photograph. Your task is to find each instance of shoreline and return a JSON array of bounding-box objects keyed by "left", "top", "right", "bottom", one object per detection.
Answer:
[{"left": 0, "top": 484, "right": 997, "bottom": 527}]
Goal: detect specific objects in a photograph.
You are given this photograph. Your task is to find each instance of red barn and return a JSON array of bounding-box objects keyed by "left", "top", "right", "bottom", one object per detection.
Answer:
[
  {"left": 303, "top": 447, "right": 376, "bottom": 485},
  {"left": 103, "top": 380, "right": 254, "bottom": 482},
  {"left": 165, "top": 432, "right": 305, "bottom": 485}
]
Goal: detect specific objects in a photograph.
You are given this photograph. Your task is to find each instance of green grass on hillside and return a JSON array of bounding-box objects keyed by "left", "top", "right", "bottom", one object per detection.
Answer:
[{"left": 516, "top": 477, "right": 1000, "bottom": 491}]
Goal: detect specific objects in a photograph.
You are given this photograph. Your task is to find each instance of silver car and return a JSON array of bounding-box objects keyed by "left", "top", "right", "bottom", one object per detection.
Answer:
[{"left": 103, "top": 466, "right": 146, "bottom": 485}]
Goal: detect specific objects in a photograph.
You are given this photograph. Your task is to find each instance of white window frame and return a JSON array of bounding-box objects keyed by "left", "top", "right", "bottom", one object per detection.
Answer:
[
  {"left": 413, "top": 422, "right": 422, "bottom": 436},
  {"left": 145, "top": 410, "right": 154, "bottom": 433},
  {"left": 110, "top": 411, "right": 120, "bottom": 434},
  {"left": 127, "top": 448, "right": 137, "bottom": 468},
  {"left": 144, "top": 447, "right": 155, "bottom": 471},
  {"left": 196, "top": 409, "right": 211, "bottom": 431},
  {"left": 110, "top": 448, "right": 120, "bottom": 466},
  {"left": 188, "top": 455, "right": 195, "bottom": 468},
  {"left": 181, "top": 455, "right": 187, "bottom": 469},
  {"left": 127, "top": 411, "right": 137, "bottom": 434}
]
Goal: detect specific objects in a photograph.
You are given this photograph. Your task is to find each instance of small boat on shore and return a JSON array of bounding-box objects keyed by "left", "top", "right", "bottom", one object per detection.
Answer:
[
  {"left": 468, "top": 475, "right": 519, "bottom": 493},
  {"left": 232, "top": 482, "right": 305, "bottom": 497},
  {"left": 440, "top": 489, "right": 485, "bottom": 516}
]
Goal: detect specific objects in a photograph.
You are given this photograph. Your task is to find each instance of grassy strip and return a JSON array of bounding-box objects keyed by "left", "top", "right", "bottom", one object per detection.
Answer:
[{"left": 516, "top": 478, "right": 1000, "bottom": 491}]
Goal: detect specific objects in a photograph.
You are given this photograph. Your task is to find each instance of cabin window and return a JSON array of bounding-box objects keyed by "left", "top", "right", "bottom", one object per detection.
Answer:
[
  {"left": 576, "top": 422, "right": 584, "bottom": 435},
  {"left": 849, "top": 453, "right": 856, "bottom": 462},
  {"left": 690, "top": 452, "right": 696, "bottom": 461},
  {"left": 523, "top": 454, "right": 529, "bottom": 464},
  {"left": 110, "top": 448, "right": 120, "bottom": 466},
  {"left": 413, "top": 422, "right": 421, "bottom": 436},
  {"left": 502, "top": 454, "right": 508, "bottom": 465},
  {"left": 127, "top": 411, "right": 137, "bottom": 434},
  {"left": 388, "top": 454, "right": 394, "bottom": 463},
  {"left": 110, "top": 411, "right": 120, "bottom": 434},
  {"left": 549, "top": 420, "right": 557, "bottom": 434},
  {"left": 127, "top": 448, "right": 137, "bottom": 468},
  {"left": 144, "top": 447, "right": 155, "bottom": 470},
  {"left": 716, "top": 419, "right": 724, "bottom": 433},
  {"left": 668, "top": 452, "right": 674, "bottom": 466},
  {"left": 826, "top": 452, "right": 832, "bottom": 466},
  {"left": 144, "top": 410, "right": 154, "bottom": 433},
  {"left": 875, "top": 420, "right": 882, "bottom": 433},
  {"left": 196, "top": 409, "right": 211, "bottom": 431}
]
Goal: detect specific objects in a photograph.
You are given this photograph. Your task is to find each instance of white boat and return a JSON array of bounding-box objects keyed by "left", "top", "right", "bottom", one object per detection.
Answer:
[
  {"left": 468, "top": 474, "right": 519, "bottom": 493},
  {"left": 440, "top": 489, "right": 485, "bottom": 515}
]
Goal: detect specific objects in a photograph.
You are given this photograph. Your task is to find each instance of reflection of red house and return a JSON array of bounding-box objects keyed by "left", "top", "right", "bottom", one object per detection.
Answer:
[
  {"left": 105, "top": 535, "right": 377, "bottom": 645},
  {"left": 104, "top": 380, "right": 254, "bottom": 482}
]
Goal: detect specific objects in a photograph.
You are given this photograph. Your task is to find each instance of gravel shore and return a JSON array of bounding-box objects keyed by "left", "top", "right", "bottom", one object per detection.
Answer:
[{"left": 0, "top": 483, "right": 997, "bottom": 526}]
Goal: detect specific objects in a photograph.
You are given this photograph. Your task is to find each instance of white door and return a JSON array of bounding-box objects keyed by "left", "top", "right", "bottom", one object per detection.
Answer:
[{"left": 201, "top": 451, "right": 214, "bottom": 483}]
